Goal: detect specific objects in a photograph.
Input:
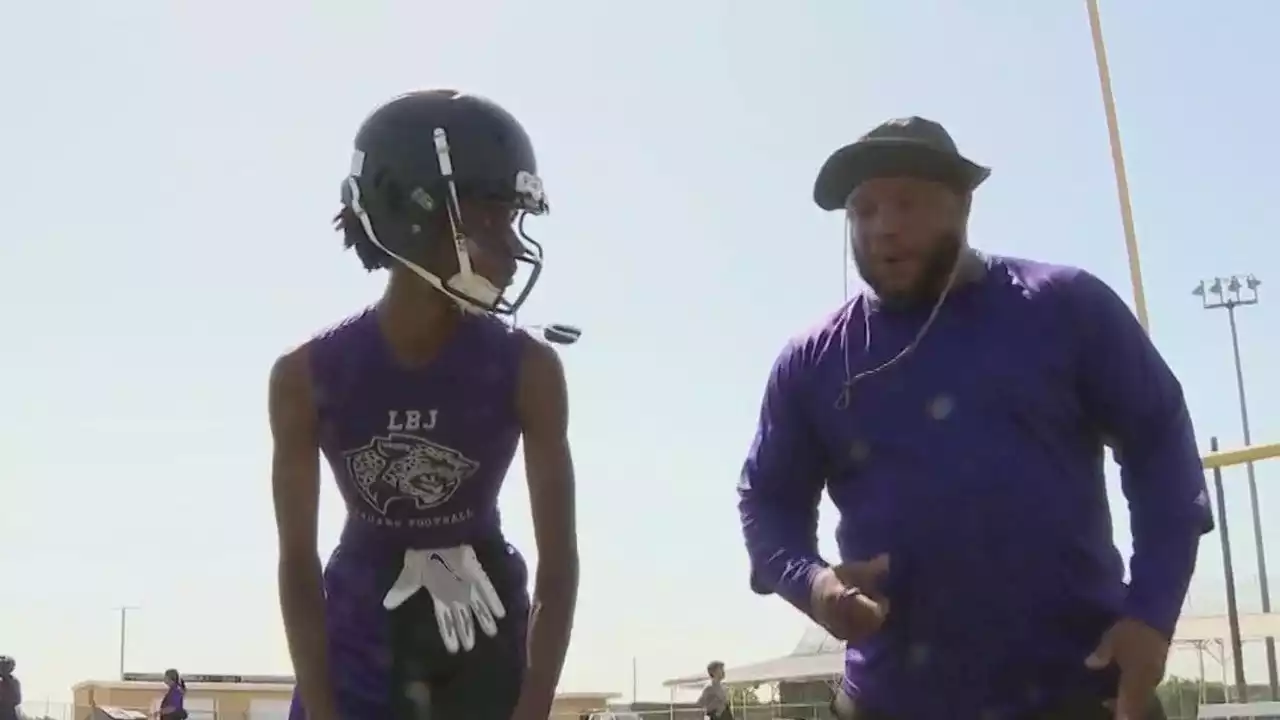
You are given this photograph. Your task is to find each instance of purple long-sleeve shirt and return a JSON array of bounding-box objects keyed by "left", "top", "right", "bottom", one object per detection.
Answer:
[{"left": 739, "top": 255, "right": 1212, "bottom": 719}]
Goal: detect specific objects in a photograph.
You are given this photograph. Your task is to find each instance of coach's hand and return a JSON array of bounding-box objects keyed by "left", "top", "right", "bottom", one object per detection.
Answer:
[
  {"left": 1086, "top": 617, "right": 1168, "bottom": 720},
  {"left": 811, "top": 555, "right": 890, "bottom": 644}
]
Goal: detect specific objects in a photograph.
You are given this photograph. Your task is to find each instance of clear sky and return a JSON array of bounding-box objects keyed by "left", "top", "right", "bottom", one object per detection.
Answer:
[{"left": 3, "top": 0, "right": 1280, "bottom": 710}]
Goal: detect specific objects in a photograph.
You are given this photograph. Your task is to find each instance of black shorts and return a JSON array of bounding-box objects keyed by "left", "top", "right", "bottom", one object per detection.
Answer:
[
  {"left": 290, "top": 539, "right": 530, "bottom": 720},
  {"left": 387, "top": 580, "right": 526, "bottom": 719},
  {"left": 384, "top": 539, "right": 529, "bottom": 720}
]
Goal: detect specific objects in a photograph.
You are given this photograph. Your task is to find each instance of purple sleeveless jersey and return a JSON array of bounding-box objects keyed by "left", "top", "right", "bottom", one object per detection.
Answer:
[{"left": 290, "top": 308, "right": 530, "bottom": 720}]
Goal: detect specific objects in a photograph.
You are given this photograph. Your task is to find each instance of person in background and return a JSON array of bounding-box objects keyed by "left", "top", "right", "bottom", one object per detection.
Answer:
[
  {"left": 156, "top": 668, "right": 187, "bottom": 720},
  {"left": 697, "top": 661, "right": 733, "bottom": 720},
  {"left": 738, "top": 116, "right": 1211, "bottom": 720},
  {"left": 0, "top": 656, "right": 19, "bottom": 720}
]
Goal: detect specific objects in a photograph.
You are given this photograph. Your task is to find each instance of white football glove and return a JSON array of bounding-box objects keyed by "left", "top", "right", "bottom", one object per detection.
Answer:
[{"left": 383, "top": 545, "right": 507, "bottom": 654}]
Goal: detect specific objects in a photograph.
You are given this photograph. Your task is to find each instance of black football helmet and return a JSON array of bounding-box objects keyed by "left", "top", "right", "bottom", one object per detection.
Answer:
[{"left": 341, "top": 90, "right": 549, "bottom": 316}]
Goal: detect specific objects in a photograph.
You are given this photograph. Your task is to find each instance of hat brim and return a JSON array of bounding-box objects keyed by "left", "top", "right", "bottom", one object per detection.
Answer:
[{"left": 813, "top": 139, "right": 991, "bottom": 211}]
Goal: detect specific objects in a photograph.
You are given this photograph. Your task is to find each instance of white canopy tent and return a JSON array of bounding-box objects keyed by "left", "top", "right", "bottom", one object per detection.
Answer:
[
  {"left": 663, "top": 614, "right": 1280, "bottom": 690},
  {"left": 1171, "top": 612, "right": 1280, "bottom": 642},
  {"left": 663, "top": 626, "right": 843, "bottom": 689}
]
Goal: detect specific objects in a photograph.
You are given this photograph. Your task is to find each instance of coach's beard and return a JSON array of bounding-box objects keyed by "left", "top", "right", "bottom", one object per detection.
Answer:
[{"left": 854, "top": 230, "right": 976, "bottom": 310}]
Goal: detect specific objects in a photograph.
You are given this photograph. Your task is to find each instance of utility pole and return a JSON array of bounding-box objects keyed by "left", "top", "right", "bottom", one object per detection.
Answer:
[
  {"left": 1210, "top": 436, "right": 1248, "bottom": 701},
  {"left": 1195, "top": 274, "right": 1275, "bottom": 699},
  {"left": 116, "top": 606, "right": 139, "bottom": 681}
]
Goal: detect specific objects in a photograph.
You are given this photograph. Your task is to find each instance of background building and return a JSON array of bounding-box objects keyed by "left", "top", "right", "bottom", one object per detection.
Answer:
[
  {"left": 663, "top": 616, "right": 1280, "bottom": 720},
  {"left": 549, "top": 692, "right": 623, "bottom": 718},
  {"left": 71, "top": 674, "right": 619, "bottom": 720},
  {"left": 73, "top": 674, "right": 295, "bottom": 720}
]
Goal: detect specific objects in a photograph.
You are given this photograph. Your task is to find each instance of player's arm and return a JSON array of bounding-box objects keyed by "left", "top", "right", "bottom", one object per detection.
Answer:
[
  {"left": 268, "top": 346, "right": 337, "bottom": 720},
  {"left": 1067, "top": 270, "right": 1214, "bottom": 639},
  {"left": 515, "top": 333, "right": 580, "bottom": 718},
  {"left": 738, "top": 341, "right": 830, "bottom": 617}
]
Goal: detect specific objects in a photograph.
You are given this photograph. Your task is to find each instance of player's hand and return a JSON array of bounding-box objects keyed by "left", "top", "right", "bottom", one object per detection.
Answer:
[
  {"left": 811, "top": 555, "right": 890, "bottom": 644},
  {"left": 384, "top": 545, "right": 506, "bottom": 655},
  {"left": 1086, "top": 617, "right": 1169, "bottom": 719}
]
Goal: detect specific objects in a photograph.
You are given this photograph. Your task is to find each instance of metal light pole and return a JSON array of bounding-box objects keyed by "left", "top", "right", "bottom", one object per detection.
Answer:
[
  {"left": 1210, "top": 436, "right": 1249, "bottom": 701},
  {"left": 1086, "top": 1, "right": 1280, "bottom": 472},
  {"left": 1195, "top": 274, "right": 1277, "bottom": 699},
  {"left": 1089, "top": 1, "right": 1280, "bottom": 693},
  {"left": 116, "top": 606, "right": 139, "bottom": 680}
]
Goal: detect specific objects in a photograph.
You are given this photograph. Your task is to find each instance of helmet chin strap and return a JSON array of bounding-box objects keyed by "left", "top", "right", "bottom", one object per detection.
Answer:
[
  {"left": 344, "top": 170, "right": 583, "bottom": 342},
  {"left": 344, "top": 139, "right": 506, "bottom": 317},
  {"left": 443, "top": 265, "right": 502, "bottom": 315},
  {"left": 432, "top": 128, "right": 502, "bottom": 315},
  {"left": 344, "top": 173, "right": 496, "bottom": 315}
]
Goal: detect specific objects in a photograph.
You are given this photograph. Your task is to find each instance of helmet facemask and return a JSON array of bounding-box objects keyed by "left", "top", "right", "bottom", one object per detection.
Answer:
[{"left": 343, "top": 128, "right": 549, "bottom": 316}]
